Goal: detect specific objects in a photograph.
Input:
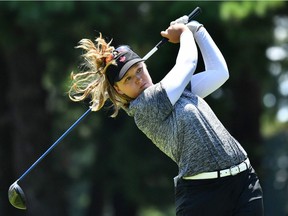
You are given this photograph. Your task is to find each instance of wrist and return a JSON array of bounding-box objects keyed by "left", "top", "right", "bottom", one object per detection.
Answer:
[
  {"left": 180, "top": 28, "right": 193, "bottom": 40},
  {"left": 179, "top": 26, "right": 190, "bottom": 37},
  {"left": 186, "top": 21, "right": 203, "bottom": 34}
]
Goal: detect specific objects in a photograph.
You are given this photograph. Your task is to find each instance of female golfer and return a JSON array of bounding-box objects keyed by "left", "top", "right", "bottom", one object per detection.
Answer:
[{"left": 69, "top": 19, "right": 264, "bottom": 215}]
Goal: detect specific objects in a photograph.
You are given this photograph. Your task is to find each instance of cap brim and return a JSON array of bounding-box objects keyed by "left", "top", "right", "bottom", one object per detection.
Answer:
[{"left": 115, "top": 58, "right": 145, "bottom": 82}]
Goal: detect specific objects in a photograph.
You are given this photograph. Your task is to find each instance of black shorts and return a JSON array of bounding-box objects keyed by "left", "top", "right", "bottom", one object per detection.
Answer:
[{"left": 175, "top": 167, "right": 264, "bottom": 216}]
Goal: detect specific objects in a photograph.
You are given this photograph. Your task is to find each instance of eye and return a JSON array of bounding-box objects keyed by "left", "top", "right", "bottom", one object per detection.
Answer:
[
  {"left": 124, "top": 76, "right": 131, "bottom": 83},
  {"left": 137, "top": 67, "right": 143, "bottom": 74}
]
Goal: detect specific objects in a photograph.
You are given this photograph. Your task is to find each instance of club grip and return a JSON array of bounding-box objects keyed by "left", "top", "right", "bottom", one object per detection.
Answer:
[
  {"left": 188, "top": 7, "right": 202, "bottom": 22},
  {"left": 156, "top": 7, "right": 202, "bottom": 49}
]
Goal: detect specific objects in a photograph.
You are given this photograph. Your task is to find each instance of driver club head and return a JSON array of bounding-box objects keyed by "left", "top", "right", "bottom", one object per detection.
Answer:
[
  {"left": 8, "top": 181, "right": 27, "bottom": 210},
  {"left": 7, "top": 108, "right": 92, "bottom": 210}
]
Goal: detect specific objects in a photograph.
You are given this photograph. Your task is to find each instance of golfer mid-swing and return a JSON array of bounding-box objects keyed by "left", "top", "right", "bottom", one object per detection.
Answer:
[{"left": 69, "top": 18, "right": 264, "bottom": 215}]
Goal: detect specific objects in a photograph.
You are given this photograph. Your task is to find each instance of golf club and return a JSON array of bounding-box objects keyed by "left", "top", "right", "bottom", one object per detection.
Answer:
[
  {"left": 8, "top": 107, "right": 92, "bottom": 209},
  {"left": 143, "top": 6, "right": 202, "bottom": 60},
  {"left": 8, "top": 6, "right": 201, "bottom": 210}
]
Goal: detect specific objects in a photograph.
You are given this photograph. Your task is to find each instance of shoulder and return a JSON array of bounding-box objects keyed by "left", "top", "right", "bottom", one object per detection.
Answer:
[{"left": 127, "top": 83, "right": 173, "bottom": 119}]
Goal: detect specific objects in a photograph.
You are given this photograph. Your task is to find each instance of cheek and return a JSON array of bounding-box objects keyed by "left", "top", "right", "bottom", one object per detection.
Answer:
[
  {"left": 115, "top": 84, "right": 133, "bottom": 96},
  {"left": 114, "top": 85, "right": 123, "bottom": 94},
  {"left": 122, "top": 85, "right": 141, "bottom": 99},
  {"left": 125, "top": 86, "right": 138, "bottom": 98},
  {"left": 143, "top": 70, "right": 151, "bottom": 79},
  {"left": 143, "top": 73, "right": 152, "bottom": 83}
]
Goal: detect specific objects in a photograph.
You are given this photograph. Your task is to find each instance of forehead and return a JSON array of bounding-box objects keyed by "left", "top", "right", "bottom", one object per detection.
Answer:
[
  {"left": 131, "top": 62, "right": 143, "bottom": 69},
  {"left": 126, "top": 62, "right": 143, "bottom": 74}
]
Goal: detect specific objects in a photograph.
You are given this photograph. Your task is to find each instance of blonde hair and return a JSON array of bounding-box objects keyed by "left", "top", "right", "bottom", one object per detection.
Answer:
[{"left": 69, "top": 33, "right": 132, "bottom": 117}]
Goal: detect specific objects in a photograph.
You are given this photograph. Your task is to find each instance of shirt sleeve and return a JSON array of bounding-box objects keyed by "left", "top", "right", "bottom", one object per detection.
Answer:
[
  {"left": 161, "top": 30, "right": 198, "bottom": 106},
  {"left": 190, "top": 27, "right": 229, "bottom": 98},
  {"left": 161, "top": 26, "right": 229, "bottom": 102}
]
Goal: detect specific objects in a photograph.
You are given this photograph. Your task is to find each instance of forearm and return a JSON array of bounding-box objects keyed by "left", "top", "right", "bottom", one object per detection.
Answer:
[
  {"left": 162, "top": 30, "right": 198, "bottom": 105},
  {"left": 191, "top": 27, "right": 229, "bottom": 98}
]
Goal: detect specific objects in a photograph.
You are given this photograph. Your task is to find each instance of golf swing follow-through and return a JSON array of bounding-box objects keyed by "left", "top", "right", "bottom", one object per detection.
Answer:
[
  {"left": 8, "top": 7, "right": 202, "bottom": 211},
  {"left": 68, "top": 7, "right": 264, "bottom": 215}
]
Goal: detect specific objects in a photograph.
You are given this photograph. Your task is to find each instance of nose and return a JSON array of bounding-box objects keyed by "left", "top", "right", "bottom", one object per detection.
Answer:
[{"left": 135, "top": 74, "right": 142, "bottom": 84}]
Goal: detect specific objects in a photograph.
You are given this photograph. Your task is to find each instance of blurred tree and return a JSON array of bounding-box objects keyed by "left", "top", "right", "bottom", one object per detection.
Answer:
[
  {"left": 0, "top": 2, "right": 70, "bottom": 216},
  {"left": 218, "top": 1, "right": 273, "bottom": 168},
  {"left": 0, "top": 41, "right": 16, "bottom": 216},
  {"left": 218, "top": 1, "right": 286, "bottom": 170}
]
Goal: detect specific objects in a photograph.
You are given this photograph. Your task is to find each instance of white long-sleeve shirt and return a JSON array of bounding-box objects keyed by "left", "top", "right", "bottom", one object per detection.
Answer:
[{"left": 162, "top": 27, "right": 229, "bottom": 105}]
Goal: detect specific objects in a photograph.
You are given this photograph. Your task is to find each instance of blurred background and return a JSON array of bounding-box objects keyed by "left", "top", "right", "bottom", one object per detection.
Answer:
[{"left": 0, "top": 1, "right": 288, "bottom": 216}]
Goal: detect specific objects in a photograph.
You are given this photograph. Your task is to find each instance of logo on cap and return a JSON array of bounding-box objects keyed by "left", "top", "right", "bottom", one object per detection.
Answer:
[{"left": 119, "top": 56, "right": 126, "bottom": 62}]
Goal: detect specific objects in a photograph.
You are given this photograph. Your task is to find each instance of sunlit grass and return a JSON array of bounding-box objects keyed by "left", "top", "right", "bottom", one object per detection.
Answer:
[
  {"left": 138, "top": 206, "right": 175, "bottom": 216},
  {"left": 139, "top": 206, "right": 175, "bottom": 216}
]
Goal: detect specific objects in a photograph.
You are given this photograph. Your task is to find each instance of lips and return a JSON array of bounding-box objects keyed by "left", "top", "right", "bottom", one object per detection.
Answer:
[{"left": 140, "top": 83, "right": 148, "bottom": 90}]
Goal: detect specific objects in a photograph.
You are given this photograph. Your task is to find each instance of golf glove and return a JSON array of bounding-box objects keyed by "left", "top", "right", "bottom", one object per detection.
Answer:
[
  {"left": 170, "top": 15, "right": 189, "bottom": 25},
  {"left": 171, "top": 16, "right": 203, "bottom": 35},
  {"left": 186, "top": 20, "right": 203, "bottom": 34}
]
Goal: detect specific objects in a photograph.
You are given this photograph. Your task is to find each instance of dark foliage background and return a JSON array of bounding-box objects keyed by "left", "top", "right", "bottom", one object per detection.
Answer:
[{"left": 0, "top": 1, "right": 288, "bottom": 216}]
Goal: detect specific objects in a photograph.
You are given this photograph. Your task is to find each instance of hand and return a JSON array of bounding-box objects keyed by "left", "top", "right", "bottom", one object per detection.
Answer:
[{"left": 160, "top": 24, "right": 189, "bottom": 43}]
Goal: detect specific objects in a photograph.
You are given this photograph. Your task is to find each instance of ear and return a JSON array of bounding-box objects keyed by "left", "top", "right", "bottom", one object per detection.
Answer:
[{"left": 114, "top": 84, "right": 124, "bottom": 95}]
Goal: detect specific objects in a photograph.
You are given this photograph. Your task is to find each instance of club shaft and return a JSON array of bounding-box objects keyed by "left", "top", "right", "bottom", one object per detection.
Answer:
[
  {"left": 143, "top": 7, "right": 201, "bottom": 61},
  {"left": 18, "top": 108, "right": 92, "bottom": 182},
  {"left": 15, "top": 7, "right": 202, "bottom": 182}
]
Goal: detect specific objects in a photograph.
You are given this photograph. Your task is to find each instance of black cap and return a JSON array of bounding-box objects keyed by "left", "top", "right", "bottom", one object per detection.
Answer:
[{"left": 106, "top": 46, "right": 144, "bottom": 84}]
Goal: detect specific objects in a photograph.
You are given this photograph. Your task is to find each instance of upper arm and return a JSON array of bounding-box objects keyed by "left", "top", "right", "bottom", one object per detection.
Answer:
[{"left": 190, "top": 68, "right": 229, "bottom": 98}]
